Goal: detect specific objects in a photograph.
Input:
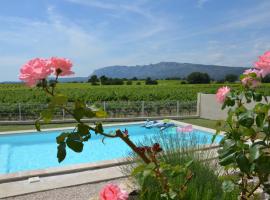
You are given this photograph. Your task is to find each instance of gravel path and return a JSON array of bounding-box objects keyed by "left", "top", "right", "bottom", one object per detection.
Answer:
[{"left": 3, "top": 178, "right": 130, "bottom": 200}]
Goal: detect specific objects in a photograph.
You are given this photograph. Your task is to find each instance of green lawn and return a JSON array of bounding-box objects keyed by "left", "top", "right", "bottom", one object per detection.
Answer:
[
  {"left": 0, "top": 118, "right": 220, "bottom": 132},
  {"left": 179, "top": 118, "right": 221, "bottom": 130}
]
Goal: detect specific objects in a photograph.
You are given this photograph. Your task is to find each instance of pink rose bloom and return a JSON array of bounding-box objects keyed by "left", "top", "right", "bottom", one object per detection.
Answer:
[
  {"left": 99, "top": 183, "right": 128, "bottom": 200},
  {"left": 216, "top": 86, "right": 230, "bottom": 104},
  {"left": 254, "top": 51, "right": 270, "bottom": 77},
  {"left": 241, "top": 68, "right": 261, "bottom": 88},
  {"left": 49, "top": 57, "right": 74, "bottom": 76},
  {"left": 243, "top": 68, "right": 261, "bottom": 77},
  {"left": 19, "top": 58, "right": 52, "bottom": 87}
]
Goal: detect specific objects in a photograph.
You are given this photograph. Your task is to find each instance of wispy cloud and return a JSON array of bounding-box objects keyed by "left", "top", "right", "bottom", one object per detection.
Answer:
[
  {"left": 197, "top": 0, "right": 211, "bottom": 8},
  {"left": 0, "top": 0, "right": 270, "bottom": 81}
]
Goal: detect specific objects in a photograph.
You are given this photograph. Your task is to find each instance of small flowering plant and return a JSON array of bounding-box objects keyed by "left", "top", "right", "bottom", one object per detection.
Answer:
[
  {"left": 215, "top": 51, "right": 270, "bottom": 199},
  {"left": 19, "top": 57, "right": 192, "bottom": 200}
]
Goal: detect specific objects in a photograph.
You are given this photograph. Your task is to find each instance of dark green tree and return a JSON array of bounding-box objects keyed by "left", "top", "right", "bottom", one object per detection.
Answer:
[
  {"left": 187, "top": 72, "right": 210, "bottom": 84},
  {"left": 262, "top": 74, "right": 270, "bottom": 83},
  {"left": 145, "top": 77, "right": 158, "bottom": 85},
  {"left": 224, "top": 74, "right": 238, "bottom": 83},
  {"left": 88, "top": 75, "right": 99, "bottom": 85}
]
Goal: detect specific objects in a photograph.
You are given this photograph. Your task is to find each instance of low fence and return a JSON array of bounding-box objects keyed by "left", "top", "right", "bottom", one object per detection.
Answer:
[
  {"left": 0, "top": 101, "right": 197, "bottom": 121},
  {"left": 197, "top": 93, "right": 270, "bottom": 120}
]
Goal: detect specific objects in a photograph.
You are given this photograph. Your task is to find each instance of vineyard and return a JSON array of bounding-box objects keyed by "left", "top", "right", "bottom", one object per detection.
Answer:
[
  {"left": 1, "top": 80, "right": 267, "bottom": 103},
  {"left": 1, "top": 81, "right": 270, "bottom": 121}
]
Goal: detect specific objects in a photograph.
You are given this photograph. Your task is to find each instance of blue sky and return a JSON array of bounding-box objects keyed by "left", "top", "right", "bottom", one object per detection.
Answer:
[{"left": 0, "top": 0, "right": 270, "bottom": 81}]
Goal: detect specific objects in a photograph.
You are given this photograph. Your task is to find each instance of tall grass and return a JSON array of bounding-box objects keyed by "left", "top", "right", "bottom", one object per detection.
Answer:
[{"left": 121, "top": 129, "right": 239, "bottom": 200}]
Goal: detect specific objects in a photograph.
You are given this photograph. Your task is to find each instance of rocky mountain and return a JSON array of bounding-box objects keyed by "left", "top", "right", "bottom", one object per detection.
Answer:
[{"left": 92, "top": 62, "right": 246, "bottom": 80}]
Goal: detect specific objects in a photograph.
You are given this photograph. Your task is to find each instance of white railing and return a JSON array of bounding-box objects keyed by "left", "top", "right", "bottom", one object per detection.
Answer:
[{"left": 0, "top": 101, "right": 197, "bottom": 121}]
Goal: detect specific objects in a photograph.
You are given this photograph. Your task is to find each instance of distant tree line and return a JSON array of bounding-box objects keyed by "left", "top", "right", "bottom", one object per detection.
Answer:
[
  {"left": 87, "top": 75, "right": 158, "bottom": 85},
  {"left": 87, "top": 71, "right": 270, "bottom": 85}
]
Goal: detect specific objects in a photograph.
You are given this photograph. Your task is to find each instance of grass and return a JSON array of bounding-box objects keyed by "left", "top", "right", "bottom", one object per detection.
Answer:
[
  {"left": 179, "top": 118, "right": 222, "bottom": 130},
  {"left": 0, "top": 118, "right": 220, "bottom": 132}
]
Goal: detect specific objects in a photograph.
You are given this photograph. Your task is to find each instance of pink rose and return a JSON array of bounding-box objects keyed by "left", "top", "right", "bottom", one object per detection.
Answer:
[
  {"left": 241, "top": 68, "right": 261, "bottom": 88},
  {"left": 243, "top": 68, "right": 261, "bottom": 77},
  {"left": 216, "top": 86, "right": 230, "bottom": 104},
  {"left": 19, "top": 58, "right": 52, "bottom": 87},
  {"left": 49, "top": 57, "right": 74, "bottom": 76},
  {"left": 254, "top": 51, "right": 270, "bottom": 77},
  {"left": 99, "top": 183, "right": 128, "bottom": 200}
]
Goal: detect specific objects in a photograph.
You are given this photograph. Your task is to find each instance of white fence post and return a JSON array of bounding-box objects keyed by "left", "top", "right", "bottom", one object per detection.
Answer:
[
  {"left": 18, "top": 103, "right": 22, "bottom": 121},
  {"left": 197, "top": 93, "right": 201, "bottom": 117},
  {"left": 141, "top": 101, "right": 144, "bottom": 117},
  {"left": 62, "top": 108, "right": 65, "bottom": 120},
  {"left": 176, "top": 101, "right": 179, "bottom": 116},
  {"left": 103, "top": 101, "right": 106, "bottom": 112}
]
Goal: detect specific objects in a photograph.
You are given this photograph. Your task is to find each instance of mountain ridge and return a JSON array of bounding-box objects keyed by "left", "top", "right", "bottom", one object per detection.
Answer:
[{"left": 92, "top": 62, "right": 246, "bottom": 80}]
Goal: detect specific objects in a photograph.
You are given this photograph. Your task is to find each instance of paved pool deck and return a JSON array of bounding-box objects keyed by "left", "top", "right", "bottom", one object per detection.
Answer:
[{"left": 4, "top": 177, "right": 130, "bottom": 200}]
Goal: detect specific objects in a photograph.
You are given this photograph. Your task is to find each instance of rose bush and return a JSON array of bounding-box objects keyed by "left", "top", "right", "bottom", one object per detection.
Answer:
[{"left": 215, "top": 50, "right": 270, "bottom": 199}]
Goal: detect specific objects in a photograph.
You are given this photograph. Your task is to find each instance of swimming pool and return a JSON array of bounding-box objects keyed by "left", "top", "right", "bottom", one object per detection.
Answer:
[{"left": 0, "top": 123, "right": 222, "bottom": 174}]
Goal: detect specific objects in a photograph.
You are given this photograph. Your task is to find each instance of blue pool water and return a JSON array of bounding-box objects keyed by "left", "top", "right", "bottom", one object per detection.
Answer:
[{"left": 0, "top": 124, "right": 222, "bottom": 174}]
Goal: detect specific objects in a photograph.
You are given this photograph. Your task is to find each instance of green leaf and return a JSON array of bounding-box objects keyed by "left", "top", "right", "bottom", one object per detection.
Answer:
[
  {"left": 57, "top": 142, "right": 66, "bottom": 163},
  {"left": 56, "top": 132, "right": 70, "bottom": 144},
  {"left": 41, "top": 109, "right": 53, "bottom": 123},
  {"left": 95, "top": 122, "right": 104, "bottom": 134},
  {"left": 218, "top": 148, "right": 235, "bottom": 160},
  {"left": 238, "top": 111, "right": 254, "bottom": 128},
  {"left": 35, "top": 120, "right": 41, "bottom": 131},
  {"left": 131, "top": 164, "right": 145, "bottom": 176},
  {"left": 185, "top": 160, "right": 193, "bottom": 168},
  {"left": 255, "top": 155, "right": 270, "bottom": 173},
  {"left": 239, "top": 126, "right": 255, "bottom": 137},
  {"left": 256, "top": 113, "right": 265, "bottom": 128},
  {"left": 219, "top": 152, "right": 236, "bottom": 166},
  {"left": 145, "top": 162, "right": 156, "bottom": 170},
  {"left": 253, "top": 92, "right": 262, "bottom": 102},
  {"left": 236, "top": 154, "right": 250, "bottom": 173},
  {"left": 249, "top": 145, "right": 261, "bottom": 162},
  {"left": 168, "top": 190, "right": 177, "bottom": 199},
  {"left": 51, "top": 94, "right": 68, "bottom": 106},
  {"left": 256, "top": 155, "right": 270, "bottom": 174},
  {"left": 245, "top": 91, "right": 253, "bottom": 103},
  {"left": 263, "top": 122, "right": 270, "bottom": 136},
  {"left": 254, "top": 103, "right": 269, "bottom": 114},
  {"left": 222, "top": 180, "right": 235, "bottom": 193},
  {"left": 77, "top": 124, "right": 90, "bottom": 136},
  {"left": 73, "top": 101, "right": 86, "bottom": 121},
  {"left": 143, "top": 169, "right": 152, "bottom": 178},
  {"left": 66, "top": 138, "right": 84, "bottom": 152}
]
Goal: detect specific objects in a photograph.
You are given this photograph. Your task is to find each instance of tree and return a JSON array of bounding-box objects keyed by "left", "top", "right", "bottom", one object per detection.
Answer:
[
  {"left": 145, "top": 77, "right": 158, "bottom": 85},
  {"left": 224, "top": 74, "right": 238, "bottom": 83},
  {"left": 262, "top": 74, "right": 270, "bottom": 83},
  {"left": 100, "top": 75, "right": 108, "bottom": 85},
  {"left": 187, "top": 72, "right": 210, "bottom": 84},
  {"left": 88, "top": 75, "right": 99, "bottom": 85},
  {"left": 126, "top": 80, "right": 132, "bottom": 85},
  {"left": 132, "top": 77, "right": 138, "bottom": 81}
]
